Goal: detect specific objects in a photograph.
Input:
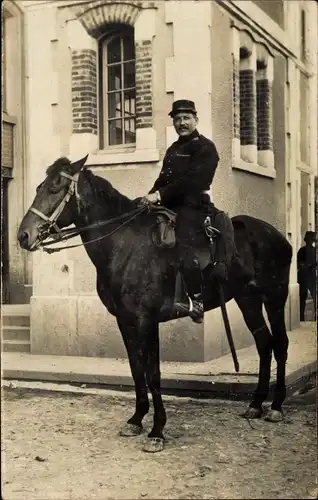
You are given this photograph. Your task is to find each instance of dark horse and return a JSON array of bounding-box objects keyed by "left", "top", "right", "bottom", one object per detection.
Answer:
[{"left": 18, "top": 156, "right": 292, "bottom": 453}]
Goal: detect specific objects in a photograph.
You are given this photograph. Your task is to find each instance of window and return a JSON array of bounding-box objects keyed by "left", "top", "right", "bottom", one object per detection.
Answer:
[
  {"left": 239, "top": 47, "right": 256, "bottom": 149},
  {"left": 300, "top": 9, "right": 306, "bottom": 62},
  {"left": 3, "top": 13, "right": 8, "bottom": 112},
  {"left": 256, "top": 59, "right": 273, "bottom": 153},
  {"left": 299, "top": 70, "right": 309, "bottom": 164},
  {"left": 232, "top": 33, "right": 275, "bottom": 173},
  {"left": 99, "top": 27, "right": 136, "bottom": 148},
  {"left": 252, "top": 0, "right": 284, "bottom": 29}
]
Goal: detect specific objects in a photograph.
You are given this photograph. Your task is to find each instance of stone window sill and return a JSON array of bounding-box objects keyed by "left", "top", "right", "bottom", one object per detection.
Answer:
[
  {"left": 297, "top": 162, "right": 315, "bottom": 175},
  {"left": 232, "top": 161, "right": 276, "bottom": 179},
  {"left": 86, "top": 148, "right": 160, "bottom": 166}
]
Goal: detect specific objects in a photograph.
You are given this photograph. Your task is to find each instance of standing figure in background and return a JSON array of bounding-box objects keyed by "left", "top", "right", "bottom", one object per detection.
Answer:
[{"left": 297, "top": 231, "right": 316, "bottom": 321}]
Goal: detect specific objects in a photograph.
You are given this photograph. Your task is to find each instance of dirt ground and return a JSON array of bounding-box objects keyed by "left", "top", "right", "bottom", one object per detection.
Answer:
[{"left": 1, "top": 384, "right": 317, "bottom": 500}]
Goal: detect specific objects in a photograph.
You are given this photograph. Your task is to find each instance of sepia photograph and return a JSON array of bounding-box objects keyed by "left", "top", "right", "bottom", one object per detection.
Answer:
[{"left": 1, "top": 0, "right": 317, "bottom": 498}]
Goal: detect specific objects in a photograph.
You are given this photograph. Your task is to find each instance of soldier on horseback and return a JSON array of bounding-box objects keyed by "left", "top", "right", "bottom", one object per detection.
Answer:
[{"left": 142, "top": 99, "right": 256, "bottom": 323}]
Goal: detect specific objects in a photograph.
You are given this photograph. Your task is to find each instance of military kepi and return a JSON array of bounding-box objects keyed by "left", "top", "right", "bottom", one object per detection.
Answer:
[{"left": 168, "top": 99, "right": 197, "bottom": 117}]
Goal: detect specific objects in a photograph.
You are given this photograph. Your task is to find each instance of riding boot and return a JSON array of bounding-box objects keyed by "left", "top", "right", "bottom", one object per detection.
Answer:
[
  {"left": 212, "top": 211, "right": 257, "bottom": 289},
  {"left": 174, "top": 255, "right": 204, "bottom": 324}
]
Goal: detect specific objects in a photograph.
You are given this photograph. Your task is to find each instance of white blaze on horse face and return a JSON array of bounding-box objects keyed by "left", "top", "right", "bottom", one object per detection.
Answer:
[{"left": 173, "top": 112, "right": 198, "bottom": 137}]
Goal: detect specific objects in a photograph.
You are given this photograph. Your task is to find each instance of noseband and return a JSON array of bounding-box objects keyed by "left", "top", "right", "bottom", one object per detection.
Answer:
[{"left": 30, "top": 171, "right": 81, "bottom": 244}]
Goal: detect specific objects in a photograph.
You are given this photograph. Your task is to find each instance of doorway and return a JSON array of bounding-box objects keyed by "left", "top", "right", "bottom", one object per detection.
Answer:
[{"left": 1, "top": 176, "right": 10, "bottom": 303}]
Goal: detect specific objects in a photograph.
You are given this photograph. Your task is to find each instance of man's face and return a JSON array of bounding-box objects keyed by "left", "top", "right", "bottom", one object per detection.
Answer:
[{"left": 173, "top": 112, "right": 198, "bottom": 137}]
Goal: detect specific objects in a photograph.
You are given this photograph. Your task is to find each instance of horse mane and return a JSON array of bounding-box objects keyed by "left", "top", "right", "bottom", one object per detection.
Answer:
[
  {"left": 46, "top": 157, "right": 71, "bottom": 177},
  {"left": 45, "top": 157, "right": 135, "bottom": 215},
  {"left": 82, "top": 169, "right": 135, "bottom": 215}
]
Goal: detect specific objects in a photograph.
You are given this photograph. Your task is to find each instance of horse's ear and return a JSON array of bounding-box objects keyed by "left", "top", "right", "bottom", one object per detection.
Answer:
[{"left": 70, "top": 154, "right": 89, "bottom": 173}]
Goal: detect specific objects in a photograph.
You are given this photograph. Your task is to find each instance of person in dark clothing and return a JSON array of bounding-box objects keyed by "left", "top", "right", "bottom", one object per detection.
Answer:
[
  {"left": 297, "top": 231, "right": 316, "bottom": 321},
  {"left": 142, "top": 99, "right": 255, "bottom": 323}
]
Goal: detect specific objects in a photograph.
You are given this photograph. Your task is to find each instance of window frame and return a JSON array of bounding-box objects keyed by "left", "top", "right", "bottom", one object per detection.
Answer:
[
  {"left": 3, "top": 12, "right": 8, "bottom": 113},
  {"left": 299, "top": 68, "right": 310, "bottom": 167},
  {"left": 300, "top": 8, "right": 306, "bottom": 63},
  {"left": 100, "top": 28, "right": 136, "bottom": 150}
]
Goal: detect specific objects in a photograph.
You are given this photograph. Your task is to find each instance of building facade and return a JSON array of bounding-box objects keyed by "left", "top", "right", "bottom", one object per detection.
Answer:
[
  {"left": 2, "top": 0, "right": 32, "bottom": 305},
  {"left": 2, "top": 0, "right": 317, "bottom": 362}
]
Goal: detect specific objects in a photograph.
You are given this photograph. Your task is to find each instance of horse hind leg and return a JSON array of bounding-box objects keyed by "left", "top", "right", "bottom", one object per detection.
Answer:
[
  {"left": 235, "top": 295, "right": 273, "bottom": 418},
  {"left": 263, "top": 283, "right": 289, "bottom": 422},
  {"left": 116, "top": 317, "right": 150, "bottom": 437}
]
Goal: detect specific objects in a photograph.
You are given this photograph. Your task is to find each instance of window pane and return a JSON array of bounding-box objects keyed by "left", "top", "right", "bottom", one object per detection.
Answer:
[
  {"left": 108, "top": 119, "right": 123, "bottom": 145},
  {"left": 123, "top": 89, "right": 135, "bottom": 117},
  {"left": 123, "top": 62, "right": 135, "bottom": 89},
  {"left": 107, "top": 37, "right": 121, "bottom": 64},
  {"left": 123, "top": 35, "right": 135, "bottom": 61},
  {"left": 108, "top": 64, "right": 122, "bottom": 91},
  {"left": 108, "top": 92, "right": 122, "bottom": 119},
  {"left": 124, "top": 119, "right": 136, "bottom": 144},
  {"left": 299, "top": 72, "right": 308, "bottom": 164}
]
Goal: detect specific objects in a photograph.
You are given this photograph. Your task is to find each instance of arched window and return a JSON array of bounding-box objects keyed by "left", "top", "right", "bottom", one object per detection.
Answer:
[{"left": 99, "top": 26, "right": 136, "bottom": 148}]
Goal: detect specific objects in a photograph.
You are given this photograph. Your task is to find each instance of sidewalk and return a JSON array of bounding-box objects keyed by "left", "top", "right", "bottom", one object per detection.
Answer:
[{"left": 2, "top": 322, "right": 316, "bottom": 398}]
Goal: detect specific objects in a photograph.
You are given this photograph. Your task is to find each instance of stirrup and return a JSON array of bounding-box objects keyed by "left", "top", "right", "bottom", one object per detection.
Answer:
[
  {"left": 175, "top": 296, "right": 204, "bottom": 323},
  {"left": 190, "top": 298, "right": 204, "bottom": 323}
]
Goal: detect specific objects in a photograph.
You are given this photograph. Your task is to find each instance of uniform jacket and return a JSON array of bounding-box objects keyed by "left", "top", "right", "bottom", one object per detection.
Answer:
[
  {"left": 149, "top": 130, "right": 219, "bottom": 210},
  {"left": 297, "top": 244, "right": 316, "bottom": 284}
]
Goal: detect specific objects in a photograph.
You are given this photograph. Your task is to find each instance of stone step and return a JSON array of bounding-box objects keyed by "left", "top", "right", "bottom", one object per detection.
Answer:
[
  {"left": 1, "top": 304, "right": 30, "bottom": 327},
  {"left": 1, "top": 304, "right": 30, "bottom": 314},
  {"left": 2, "top": 326, "right": 30, "bottom": 342},
  {"left": 2, "top": 340, "right": 31, "bottom": 353}
]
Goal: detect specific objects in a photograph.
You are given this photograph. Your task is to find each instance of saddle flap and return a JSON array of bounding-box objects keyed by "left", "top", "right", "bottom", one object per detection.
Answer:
[
  {"left": 150, "top": 205, "right": 177, "bottom": 223},
  {"left": 150, "top": 205, "right": 177, "bottom": 249}
]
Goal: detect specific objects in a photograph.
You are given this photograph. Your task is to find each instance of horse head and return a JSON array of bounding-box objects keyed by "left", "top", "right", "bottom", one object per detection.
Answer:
[{"left": 17, "top": 155, "right": 88, "bottom": 251}]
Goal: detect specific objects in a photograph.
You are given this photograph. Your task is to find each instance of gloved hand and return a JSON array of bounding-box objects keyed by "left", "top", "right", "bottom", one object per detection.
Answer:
[{"left": 139, "top": 192, "right": 161, "bottom": 206}]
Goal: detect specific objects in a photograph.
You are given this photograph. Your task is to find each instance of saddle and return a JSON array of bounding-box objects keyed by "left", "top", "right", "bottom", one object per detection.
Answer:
[{"left": 150, "top": 205, "right": 220, "bottom": 269}]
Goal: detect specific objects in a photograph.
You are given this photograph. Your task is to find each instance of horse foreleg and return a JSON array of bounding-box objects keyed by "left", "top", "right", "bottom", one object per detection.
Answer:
[
  {"left": 143, "top": 321, "right": 166, "bottom": 453},
  {"left": 235, "top": 295, "right": 273, "bottom": 418},
  {"left": 116, "top": 317, "right": 149, "bottom": 436}
]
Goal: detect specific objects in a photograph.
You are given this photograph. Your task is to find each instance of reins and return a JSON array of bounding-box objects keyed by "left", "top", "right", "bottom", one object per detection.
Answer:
[{"left": 40, "top": 205, "right": 148, "bottom": 254}]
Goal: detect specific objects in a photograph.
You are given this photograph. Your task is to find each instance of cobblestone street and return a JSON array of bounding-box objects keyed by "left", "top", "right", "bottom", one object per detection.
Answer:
[{"left": 2, "top": 383, "right": 317, "bottom": 499}]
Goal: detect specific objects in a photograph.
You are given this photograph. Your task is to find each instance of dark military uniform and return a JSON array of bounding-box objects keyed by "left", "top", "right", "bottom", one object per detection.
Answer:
[
  {"left": 149, "top": 129, "right": 226, "bottom": 314},
  {"left": 149, "top": 129, "right": 219, "bottom": 250},
  {"left": 147, "top": 99, "right": 254, "bottom": 322},
  {"left": 150, "top": 130, "right": 218, "bottom": 209}
]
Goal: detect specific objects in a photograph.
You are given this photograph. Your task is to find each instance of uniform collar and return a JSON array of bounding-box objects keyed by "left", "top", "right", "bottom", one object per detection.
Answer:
[{"left": 177, "top": 129, "right": 200, "bottom": 144}]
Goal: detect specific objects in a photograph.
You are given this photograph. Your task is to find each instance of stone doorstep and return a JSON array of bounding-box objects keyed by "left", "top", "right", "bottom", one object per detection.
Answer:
[{"left": 1, "top": 322, "right": 316, "bottom": 398}]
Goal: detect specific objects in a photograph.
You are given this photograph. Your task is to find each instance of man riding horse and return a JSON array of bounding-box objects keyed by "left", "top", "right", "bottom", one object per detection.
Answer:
[{"left": 141, "top": 99, "right": 256, "bottom": 323}]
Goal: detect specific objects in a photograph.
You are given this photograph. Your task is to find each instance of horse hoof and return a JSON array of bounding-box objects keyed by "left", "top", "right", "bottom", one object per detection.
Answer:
[
  {"left": 264, "top": 409, "right": 284, "bottom": 422},
  {"left": 242, "top": 407, "right": 263, "bottom": 419},
  {"left": 143, "top": 437, "right": 164, "bottom": 453},
  {"left": 119, "top": 423, "right": 142, "bottom": 437}
]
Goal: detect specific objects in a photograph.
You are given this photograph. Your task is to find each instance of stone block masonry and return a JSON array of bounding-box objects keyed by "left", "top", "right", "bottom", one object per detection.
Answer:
[
  {"left": 135, "top": 40, "right": 153, "bottom": 129},
  {"left": 257, "top": 79, "right": 273, "bottom": 151},
  {"left": 233, "top": 58, "right": 240, "bottom": 139},
  {"left": 72, "top": 50, "right": 98, "bottom": 135},
  {"left": 239, "top": 69, "right": 257, "bottom": 146}
]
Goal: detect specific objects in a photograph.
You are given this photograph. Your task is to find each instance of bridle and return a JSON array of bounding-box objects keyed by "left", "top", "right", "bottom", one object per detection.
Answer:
[
  {"left": 30, "top": 169, "right": 147, "bottom": 253},
  {"left": 30, "top": 171, "right": 81, "bottom": 249}
]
